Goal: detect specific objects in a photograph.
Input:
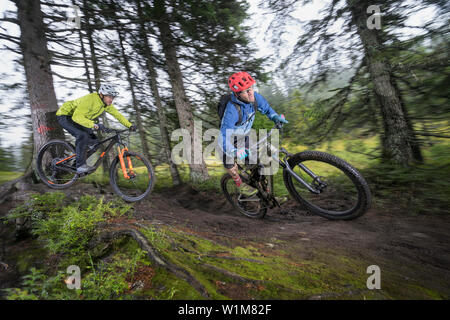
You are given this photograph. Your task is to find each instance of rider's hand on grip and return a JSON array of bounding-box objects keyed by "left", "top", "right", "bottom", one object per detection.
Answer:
[
  {"left": 236, "top": 148, "right": 250, "bottom": 160},
  {"left": 271, "top": 114, "right": 288, "bottom": 124},
  {"left": 94, "top": 123, "right": 108, "bottom": 133}
]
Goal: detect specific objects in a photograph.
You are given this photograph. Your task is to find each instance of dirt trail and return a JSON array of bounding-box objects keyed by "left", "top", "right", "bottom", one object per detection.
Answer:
[
  {"left": 1, "top": 182, "right": 449, "bottom": 299},
  {"left": 140, "top": 185, "right": 450, "bottom": 295}
]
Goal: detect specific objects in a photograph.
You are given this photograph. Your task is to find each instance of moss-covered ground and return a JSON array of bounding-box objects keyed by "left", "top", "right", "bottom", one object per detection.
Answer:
[{"left": 1, "top": 191, "right": 446, "bottom": 300}]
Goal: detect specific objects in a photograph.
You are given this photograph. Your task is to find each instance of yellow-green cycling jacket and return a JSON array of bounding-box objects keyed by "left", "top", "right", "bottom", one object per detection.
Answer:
[{"left": 56, "top": 93, "right": 131, "bottom": 129}]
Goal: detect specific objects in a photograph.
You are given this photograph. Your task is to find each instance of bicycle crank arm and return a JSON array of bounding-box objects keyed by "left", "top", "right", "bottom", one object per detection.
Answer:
[{"left": 284, "top": 160, "right": 321, "bottom": 194}]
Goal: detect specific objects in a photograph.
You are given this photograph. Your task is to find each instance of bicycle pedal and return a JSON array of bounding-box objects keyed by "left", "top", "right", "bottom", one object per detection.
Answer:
[
  {"left": 77, "top": 169, "right": 96, "bottom": 176},
  {"left": 275, "top": 196, "right": 288, "bottom": 206}
]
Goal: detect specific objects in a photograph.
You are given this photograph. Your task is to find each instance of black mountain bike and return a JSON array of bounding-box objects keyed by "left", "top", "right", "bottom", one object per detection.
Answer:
[
  {"left": 36, "top": 127, "right": 155, "bottom": 202},
  {"left": 221, "top": 122, "right": 371, "bottom": 219}
]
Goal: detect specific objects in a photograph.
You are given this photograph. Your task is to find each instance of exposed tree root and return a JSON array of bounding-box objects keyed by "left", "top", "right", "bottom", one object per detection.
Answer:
[
  {"left": 203, "top": 263, "right": 254, "bottom": 283},
  {"left": 201, "top": 255, "right": 264, "bottom": 264},
  {"left": 88, "top": 223, "right": 211, "bottom": 298},
  {"left": 1, "top": 187, "right": 211, "bottom": 298}
]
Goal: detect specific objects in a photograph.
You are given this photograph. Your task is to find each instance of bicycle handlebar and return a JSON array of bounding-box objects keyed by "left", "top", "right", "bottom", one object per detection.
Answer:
[
  {"left": 102, "top": 127, "right": 133, "bottom": 134},
  {"left": 225, "top": 121, "right": 285, "bottom": 157}
]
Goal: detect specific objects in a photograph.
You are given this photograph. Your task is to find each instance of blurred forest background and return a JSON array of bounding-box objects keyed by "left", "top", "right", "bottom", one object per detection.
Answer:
[{"left": 0, "top": 0, "right": 448, "bottom": 211}]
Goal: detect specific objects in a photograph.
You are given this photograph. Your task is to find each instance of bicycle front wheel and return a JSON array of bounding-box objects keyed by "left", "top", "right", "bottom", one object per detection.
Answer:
[
  {"left": 283, "top": 151, "right": 371, "bottom": 220},
  {"left": 110, "top": 151, "right": 155, "bottom": 202}
]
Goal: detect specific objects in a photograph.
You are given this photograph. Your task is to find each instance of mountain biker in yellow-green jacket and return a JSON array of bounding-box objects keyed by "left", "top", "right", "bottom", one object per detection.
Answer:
[{"left": 56, "top": 84, "right": 136, "bottom": 174}]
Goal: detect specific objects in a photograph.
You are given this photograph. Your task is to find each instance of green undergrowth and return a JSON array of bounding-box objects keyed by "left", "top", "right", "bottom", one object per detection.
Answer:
[
  {"left": 2, "top": 192, "right": 200, "bottom": 300},
  {"left": 2, "top": 191, "right": 447, "bottom": 300}
]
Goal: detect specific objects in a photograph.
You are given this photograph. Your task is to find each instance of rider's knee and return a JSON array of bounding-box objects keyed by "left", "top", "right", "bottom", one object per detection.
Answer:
[
  {"left": 77, "top": 131, "right": 90, "bottom": 141},
  {"left": 226, "top": 163, "right": 239, "bottom": 177}
]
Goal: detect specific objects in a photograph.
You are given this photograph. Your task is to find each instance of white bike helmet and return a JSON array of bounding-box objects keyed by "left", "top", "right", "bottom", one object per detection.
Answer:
[{"left": 98, "top": 84, "right": 119, "bottom": 97}]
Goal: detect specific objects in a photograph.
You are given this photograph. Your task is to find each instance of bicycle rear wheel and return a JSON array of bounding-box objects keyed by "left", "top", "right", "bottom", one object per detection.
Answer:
[
  {"left": 221, "top": 173, "right": 267, "bottom": 219},
  {"left": 109, "top": 151, "right": 155, "bottom": 202},
  {"left": 283, "top": 151, "right": 371, "bottom": 220},
  {"left": 36, "top": 140, "right": 78, "bottom": 189}
]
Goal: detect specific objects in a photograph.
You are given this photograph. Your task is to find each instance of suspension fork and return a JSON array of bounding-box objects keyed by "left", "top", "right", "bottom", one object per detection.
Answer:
[
  {"left": 117, "top": 146, "right": 135, "bottom": 179},
  {"left": 278, "top": 148, "right": 323, "bottom": 194}
]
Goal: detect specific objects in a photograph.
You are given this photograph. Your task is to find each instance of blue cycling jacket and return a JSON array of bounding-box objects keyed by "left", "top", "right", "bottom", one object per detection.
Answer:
[{"left": 219, "top": 92, "right": 278, "bottom": 154}]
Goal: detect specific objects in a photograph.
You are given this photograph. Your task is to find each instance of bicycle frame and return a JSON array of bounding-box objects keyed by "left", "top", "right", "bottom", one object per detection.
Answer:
[
  {"left": 240, "top": 123, "right": 325, "bottom": 195},
  {"left": 55, "top": 129, "right": 133, "bottom": 179}
]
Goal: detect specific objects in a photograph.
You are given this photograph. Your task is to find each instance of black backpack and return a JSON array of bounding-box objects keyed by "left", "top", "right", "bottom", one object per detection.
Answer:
[{"left": 217, "top": 94, "right": 257, "bottom": 127}]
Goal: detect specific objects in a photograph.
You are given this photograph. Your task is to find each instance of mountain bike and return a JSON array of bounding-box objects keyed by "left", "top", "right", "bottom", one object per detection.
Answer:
[
  {"left": 36, "top": 127, "right": 155, "bottom": 202},
  {"left": 221, "top": 122, "right": 371, "bottom": 219}
]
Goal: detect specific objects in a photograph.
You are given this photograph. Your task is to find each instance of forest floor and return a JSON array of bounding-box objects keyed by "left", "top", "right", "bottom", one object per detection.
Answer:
[{"left": 0, "top": 181, "right": 449, "bottom": 300}]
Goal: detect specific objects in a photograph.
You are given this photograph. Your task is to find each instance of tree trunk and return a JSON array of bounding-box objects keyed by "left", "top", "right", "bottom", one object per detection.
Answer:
[
  {"left": 73, "top": 0, "right": 93, "bottom": 93},
  {"left": 154, "top": 0, "right": 209, "bottom": 182},
  {"left": 135, "top": 0, "right": 182, "bottom": 185},
  {"left": 15, "top": 0, "right": 65, "bottom": 179},
  {"left": 82, "top": 0, "right": 101, "bottom": 90},
  {"left": 79, "top": 29, "right": 94, "bottom": 93},
  {"left": 81, "top": 0, "right": 110, "bottom": 176},
  {"left": 116, "top": 22, "right": 152, "bottom": 163},
  {"left": 350, "top": 0, "right": 423, "bottom": 166}
]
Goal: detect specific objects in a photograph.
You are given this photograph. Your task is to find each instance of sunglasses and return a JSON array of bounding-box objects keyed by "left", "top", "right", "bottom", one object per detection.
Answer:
[{"left": 239, "top": 86, "right": 254, "bottom": 94}]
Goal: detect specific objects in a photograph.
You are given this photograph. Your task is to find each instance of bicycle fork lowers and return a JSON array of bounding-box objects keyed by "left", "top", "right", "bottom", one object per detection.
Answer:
[{"left": 117, "top": 146, "right": 135, "bottom": 180}]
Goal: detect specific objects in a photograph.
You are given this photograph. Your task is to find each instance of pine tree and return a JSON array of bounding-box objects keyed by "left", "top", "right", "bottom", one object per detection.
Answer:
[
  {"left": 13, "top": 0, "right": 65, "bottom": 178},
  {"left": 134, "top": 0, "right": 182, "bottom": 185},
  {"left": 262, "top": 0, "right": 447, "bottom": 166}
]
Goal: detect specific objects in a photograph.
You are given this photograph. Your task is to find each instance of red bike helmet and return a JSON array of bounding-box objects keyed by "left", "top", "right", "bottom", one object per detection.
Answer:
[{"left": 228, "top": 71, "right": 256, "bottom": 93}]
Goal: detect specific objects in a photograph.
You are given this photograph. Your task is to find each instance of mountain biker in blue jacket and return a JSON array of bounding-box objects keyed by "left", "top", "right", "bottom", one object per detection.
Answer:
[{"left": 220, "top": 71, "right": 288, "bottom": 197}]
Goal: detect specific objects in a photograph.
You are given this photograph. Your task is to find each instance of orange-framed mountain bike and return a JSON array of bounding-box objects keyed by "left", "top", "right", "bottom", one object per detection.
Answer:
[{"left": 36, "top": 127, "right": 155, "bottom": 202}]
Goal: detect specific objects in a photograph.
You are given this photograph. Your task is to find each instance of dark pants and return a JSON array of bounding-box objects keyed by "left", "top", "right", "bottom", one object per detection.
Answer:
[
  {"left": 57, "top": 115, "right": 98, "bottom": 168},
  {"left": 222, "top": 136, "right": 250, "bottom": 169}
]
